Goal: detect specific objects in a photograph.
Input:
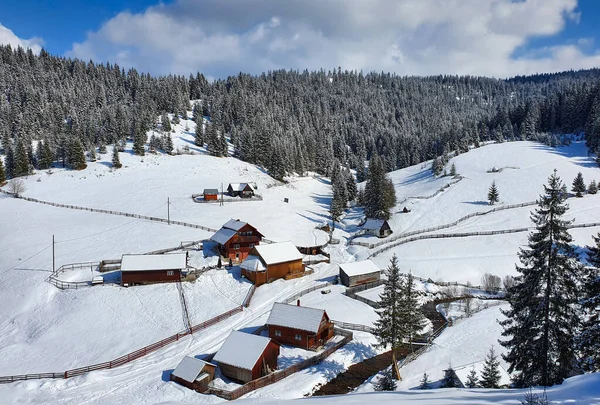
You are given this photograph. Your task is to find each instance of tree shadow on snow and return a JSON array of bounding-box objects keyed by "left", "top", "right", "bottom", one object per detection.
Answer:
[
  {"left": 462, "top": 200, "right": 492, "bottom": 206},
  {"left": 400, "top": 168, "right": 434, "bottom": 186},
  {"left": 530, "top": 143, "right": 597, "bottom": 169},
  {"left": 311, "top": 193, "right": 332, "bottom": 209},
  {"left": 341, "top": 341, "right": 378, "bottom": 363}
]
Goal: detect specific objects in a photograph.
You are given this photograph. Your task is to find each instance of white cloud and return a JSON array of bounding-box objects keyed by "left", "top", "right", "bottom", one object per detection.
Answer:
[
  {"left": 0, "top": 24, "right": 43, "bottom": 54},
  {"left": 67, "top": 0, "right": 600, "bottom": 78}
]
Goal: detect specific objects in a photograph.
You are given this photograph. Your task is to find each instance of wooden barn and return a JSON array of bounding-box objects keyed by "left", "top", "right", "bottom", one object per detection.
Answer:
[
  {"left": 339, "top": 260, "right": 382, "bottom": 287},
  {"left": 210, "top": 219, "right": 264, "bottom": 262},
  {"left": 227, "top": 183, "right": 255, "bottom": 198},
  {"left": 213, "top": 331, "right": 279, "bottom": 384},
  {"left": 120, "top": 253, "right": 187, "bottom": 286},
  {"left": 362, "top": 219, "right": 392, "bottom": 238},
  {"left": 266, "top": 302, "right": 334, "bottom": 350},
  {"left": 170, "top": 356, "right": 216, "bottom": 392},
  {"left": 240, "top": 241, "right": 304, "bottom": 286},
  {"left": 203, "top": 188, "right": 219, "bottom": 201}
]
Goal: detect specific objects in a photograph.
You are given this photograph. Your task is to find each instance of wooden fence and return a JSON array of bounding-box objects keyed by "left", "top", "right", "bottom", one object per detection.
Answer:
[
  {"left": 332, "top": 320, "right": 375, "bottom": 334},
  {"left": 46, "top": 261, "right": 100, "bottom": 290},
  {"left": 206, "top": 328, "right": 354, "bottom": 400},
  {"left": 284, "top": 282, "right": 335, "bottom": 304}
]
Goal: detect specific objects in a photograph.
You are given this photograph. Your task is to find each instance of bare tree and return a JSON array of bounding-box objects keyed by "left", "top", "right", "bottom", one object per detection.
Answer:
[
  {"left": 503, "top": 275, "right": 516, "bottom": 296},
  {"left": 8, "top": 178, "right": 26, "bottom": 197},
  {"left": 481, "top": 273, "right": 501, "bottom": 294}
]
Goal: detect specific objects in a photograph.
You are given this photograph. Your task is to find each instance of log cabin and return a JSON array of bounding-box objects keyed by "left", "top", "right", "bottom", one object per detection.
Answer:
[
  {"left": 362, "top": 219, "right": 393, "bottom": 238},
  {"left": 227, "top": 183, "right": 255, "bottom": 198},
  {"left": 170, "top": 356, "right": 216, "bottom": 392},
  {"left": 210, "top": 219, "right": 264, "bottom": 262},
  {"left": 240, "top": 241, "right": 304, "bottom": 286},
  {"left": 120, "top": 253, "right": 186, "bottom": 286},
  {"left": 212, "top": 331, "right": 279, "bottom": 384},
  {"left": 203, "top": 188, "right": 219, "bottom": 201},
  {"left": 266, "top": 302, "right": 334, "bottom": 350},
  {"left": 339, "top": 260, "right": 382, "bottom": 287}
]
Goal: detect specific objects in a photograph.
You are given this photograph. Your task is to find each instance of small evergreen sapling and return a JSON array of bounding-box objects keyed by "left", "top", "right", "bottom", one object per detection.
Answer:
[
  {"left": 488, "top": 180, "right": 500, "bottom": 205},
  {"left": 375, "top": 368, "right": 397, "bottom": 391},
  {"left": 479, "top": 347, "right": 501, "bottom": 388},
  {"left": 419, "top": 372, "right": 431, "bottom": 389},
  {"left": 465, "top": 366, "right": 479, "bottom": 388},
  {"left": 588, "top": 180, "right": 598, "bottom": 195},
  {"left": 450, "top": 162, "right": 457, "bottom": 176},
  {"left": 441, "top": 366, "right": 460, "bottom": 388},
  {"left": 572, "top": 172, "right": 586, "bottom": 197}
]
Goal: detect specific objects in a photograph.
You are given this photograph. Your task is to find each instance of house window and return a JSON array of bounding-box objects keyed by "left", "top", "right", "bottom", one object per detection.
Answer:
[
  {"left": 249, "top": 243, "right": 255, "bottom": 249},
  {"left": 234, "top": 244, "right": 240, "bottom": 250},
  {"left": 275, "top": 330, "right": 282, "bottom": 337},
  {"left": 295, "top": 333, "right": 302, "bottom": 341},
  {"left": 167, "top": 271, "right": 174, "bottom": 276}
]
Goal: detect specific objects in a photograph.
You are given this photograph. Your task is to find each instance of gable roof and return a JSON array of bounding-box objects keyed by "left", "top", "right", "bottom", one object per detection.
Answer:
[
  {"left": 228, "top": 183, "right": 254, "bottom": 192},
  {"left": 253, "top": 242, "right": 303, "bottom": 265},
  {"left": 362, "top": 219, "right": 388, "bottom": 231},
  {"left": 171, "top": 356, "right": 214, "bottom": 383},
  {"left": 213, "top": 331, "right": 273, "bottom": 370},
  {"left": 339, "top": 260, "right": 381, "bottom": 277},
  {"left": 240, "top": 255, "right": 266, "bottom": 272},
  {"left": 223, "top": 219, "right": 248, "bottom": 231},
  {"left": 121, "top": 253, "right": 186, "bottom": 272},
  {"left": 203, "top": 189, "right": 219, "bottom": 194},
  {"left": 266, "top": 302, "right": 327, "bottom": 333},
  {"left": 210, "top": 228, "right": 237, "bottom": 245}
]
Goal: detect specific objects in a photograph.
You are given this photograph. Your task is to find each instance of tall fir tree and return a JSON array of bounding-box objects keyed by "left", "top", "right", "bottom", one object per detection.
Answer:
[
  {"left": 440, "top": 366, "right": 460, "bottom": 388},
  {"left": 0, "top": 157, "right": 5, "bottom": 184},
  {"left": 364, "top": 154, "right": 396, "bottom": 220},
  {"left": 194, "top": 115, "right": 204, "bottom": 147},
  {"left": 163, "top": 134, "right": 174, "bottom": 154},
  {"left": 479, "top": 347, "right": 501, "bottom": 388},
  {"left": 500, "top": 170, "right": 583, "bottom": 387},
  {"left": 572, "top": 172, "right": 586, "bottom": 197},
  {"left": 488, "top": 180, "right": 500, "bottom": 205},
  {"left": 4, "top": 142, "right": 15, "bottom": 179},
  {"left": 112, "top": 145, "right": 122, "bottom": 169},
  {"left": 577, "top": 233, "right": 600, "bottom": 372},
  {"left": 132, "top": 127, "right": 146, "bottom": 156},
  {"left": 67, "top": 138, "right": 87, "bottom": 170},
  {"left": 398, "top": 272, "right": 427, "bottom": 352},
  {"left": 161, "top": 112, "right": 171, "bottom": 132},
  {"left": 330, "top": 163, "right": 348, "bottom": 228},
  {"left": 345, "top": 168, "right": 358, "bottom": 202},
  {"left": 465, "top": 367, "right": 479, "bottom": 388},
  {"left": 14, "top": 140, "right": 30, "bottom": 177}
]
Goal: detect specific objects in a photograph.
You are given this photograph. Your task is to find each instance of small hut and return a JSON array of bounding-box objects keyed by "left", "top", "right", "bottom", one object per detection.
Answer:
[
  {"left": 120, "top": 253, "right": 187, "bottom": 286},
  {"left": 170, "top": 356, "right": 216, "bottom": 392},
  {"left": 362, "top": 219, "right": 392, "bottom": 238},
  {"left": 227, "top": 183, "right": 255, "bottom": 198},
  {"left": 339, "top": 260, "right": 382, "bottom": 287},
  {"left": 203, "top": 189, "right": 219, "bottom": 201}
]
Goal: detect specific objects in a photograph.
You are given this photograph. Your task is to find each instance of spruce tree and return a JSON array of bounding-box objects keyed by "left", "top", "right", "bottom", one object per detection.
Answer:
[
  {"left": 500, "top": 170, "right": 582, "bottom": 387},
  {"left": 88, "top": 145, "right": 97, "bottom": 162},
  {"left": 364, "top": 155, "right": 396, "bottom": 220},
  {"left": 68, "top": 138, "right": 87, "bottom": 170},
  {"left": 419, "top": 372, "right": 431, "bottom": 389},
  {"left": 345, "top": 168, "right": 358, "bottom": 202},
  {"left": 479, "top": 347, "right": 501, "bottom": 388},
  {"left": 374, "top": 368, "right": 397, "bottom": 391},
  {"left": 40, "top": 141, "right": 53, "bottom": 169},
  {"left": 577, "top": 233, "right": 600, "bottom": 372},
  {"left": 112, "top": 145, "right": 122, "bottom": 169},
  {"left": 450, "top": 162, "right": 457, "bottom": 176},
  {"left": 161, "top": 112, "right": 171, "bottom": 132},
  {"left": 572, "top": 172, "right": 586, "bottom": 197},
  {"left": 465, "top": 366, "right": 479, "bottom": 388},
  {"left": 14, "top": 140, "right": 30, "bottom": 177},
  {"left": 398, "top": 272, "right": 427, "bottom": 352},
  {"left": 488, "top": 180, "right": 500, "bottom": 205},
  {"left": 330, "top": 162, "right": 348, "bottom": 228},
  {"left": 4, "top": 142, "right": 15, "bottom": 179},
  {"left": 171, "top": 111, "right": 180, "bottom": 125},
  {"left": 132, "top": 128, "right": 146, "bottom": 156},
  {"left": 0, "top": 158, "right": 5, "bottom": 184},
  {"left": 194, "top": 115, "right": 204, "bottom": 147},
  {"left": 440, "top": 366, "right": 460, "bottom": 388},
  {"left": 588, "top": 180, "right": 597, "bottom": 195},
  {"left": 163, "top": 134, "right": 174, "bottom": 155}
]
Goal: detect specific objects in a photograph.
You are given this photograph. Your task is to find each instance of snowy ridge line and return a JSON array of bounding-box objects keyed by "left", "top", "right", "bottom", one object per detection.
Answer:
[
  {"left": 352, "top": 199, "right": 538, "bottom": 249},
  {"left": 0, "top": 190, "right": 218, "bottom": 233},
  {"left": 370, "top": 221, "right": 600, "bottom": 257}
]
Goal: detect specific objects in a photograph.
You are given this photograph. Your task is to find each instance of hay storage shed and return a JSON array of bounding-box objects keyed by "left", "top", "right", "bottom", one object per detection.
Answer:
[
  {"left": 266, "top": 302, "right": 334, "bottom": 350},
  {"left": 339, "top": 260, "right": 381, "bottom": 287},
  {"left": 170, "top": 356, "right": 216, "bottom": 392},
  {"left": 203, "top": 189, "right": 219, "bottom": 201},
  {"left": 120, "top": 253, "right": 186, "bottom": 286},
  {"left": 240, "top": 241, "right": 304, "bottom": 286}
]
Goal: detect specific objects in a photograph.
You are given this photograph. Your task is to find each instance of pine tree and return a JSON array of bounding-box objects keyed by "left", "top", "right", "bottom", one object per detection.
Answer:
[
  {"left": 450, "top": 162, "right": 457, "bottom": 176},
  {"left": 356, "top": 157, "right": 367, "bottom": 182},
  {"left": 500, "top": 170, "right": 583, "bottom": 387},
  {"left": 330, "top": 162, "right": 348, "bottom": 228},
  {"left": 68, "top": 138, "right": 87, "bottom": 170},
  {"left": 163, "top": 134, "right": 174, "bottom": 155},
  {"left": 577, "top": 233, "right": 600, "bottom": 372},
  {"left": 0, "top": 158, "right": 5, "bottom": 184},
  {"left": 14, "top": 140, "right": 30, "bottom": 177},
  {"left": 345, "top": 168, "right": 358, "bottom": 202},
  {"left": 161, "top": 112, "right": 171, "bottom": 132},
  {"left": 195, "top": 115, "right": 204, "bottom": 147},
  {"left": 374, "top": 368, "right": 397, "bottom": 391},
  {"left": 441, "top": 366, "right": 460, "bottom": 388},
  {"left": 488, "top": 180, "right": 500, "bottom": 205},
  {"left": 4, "top": 142, "right": 15, "bottom": 179},
  {"left": 132, "top": 127, "right": 146, "bottom": 156},
  {"left": 112, "top": 145, "right": 122, "bottom": 169},
  {"left": 88, "top": 145, "right": 97, "bottom": 162},
  {"left": 171, "top": 112, "right": 180, "bottom": 125},
  {"left": 419, "top": 372, "right": 431, "bottom": 389},
  {"left": 364, "top": 155, "right": 396, "bottom": 220},
  {"left": 479, "top": 347, "right": 501, "bottom": 388},
  {"left": 572, "top": 172, "right": 586, "bottom": 197},
  {"left": 587, "top": 180, "right": 597, "bottom": 195},
  {"left": 398, "top": 272, "right": 427, "bottom": 352},
  {"left": 465, "top": 366, "right": 479, "bottom": 388}
]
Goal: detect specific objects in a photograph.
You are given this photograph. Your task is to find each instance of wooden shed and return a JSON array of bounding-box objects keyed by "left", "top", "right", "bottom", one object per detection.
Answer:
[
  {"left": 120, "top": 253, "right": 186, "bottom": 286},
  {"left": 213, "top": 331, "right": 279, "bottom": 384},
  {"left": 210, "top": 219, "right": 264, "bottom": 262},
  {"left": 339, "top": 260, "right": 382, "bottom": 287},
  {"left": 227, "top": 183, "right": 255, "bottom": 198},
  {"left": 266, "top": 302, "right": 334, "bottom": 350},
  {"left": 203, "top": 188, "right": 219, "bottom": 201},
  {"left": 240, "top": 241, "right": 304, "bottom": 286},
  {"left": 170, "top": 356, "right": 216, "bottom": 392},
  {"left": 362, "top": 219, "right": 392, "bottom": 238}
]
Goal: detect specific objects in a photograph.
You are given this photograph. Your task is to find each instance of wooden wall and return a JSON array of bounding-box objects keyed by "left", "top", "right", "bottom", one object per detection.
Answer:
[
  {"left": 218, "top": 342, "right": 279, "bottom": 383},
  {"left": 121, "top": 269, "right": 181, "bottom": 285},
  {"left": 266, "top": 259, "right": 304, "bottom": 281},
  {"left": 340, "top": 270, "right": 381, "bottom": 287},
  {"left": 268, "top": 316, "right": 334, "bottom": 350}
]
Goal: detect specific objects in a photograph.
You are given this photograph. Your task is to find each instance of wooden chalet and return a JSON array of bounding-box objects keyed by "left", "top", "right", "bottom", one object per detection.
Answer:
[
  {"left": 339, "top": 260, "right": 382, "bottom": 287},
  {"left": 203, "top": 188, "right": 219, "bottom": 201},
  {"left": 210, "top": 219, "right": 263, "bottom": 262},
  {"left": 362, "top": 219, "right": 392, "bottom": 238},
  {"left": 120, "top": 253, "right": 187, "bottom": 286},
  {"left": 213, "top": 331, "right": 279, "bottom": 384},
  {"left": 227, "top": 183, "right": 255, "bottom": 198},
  {"left": 170, "top": 356, "right": 216, "bottom": 392},
  {"left": 266, "top": 302, "right": 334, "bottom": 350},
  {"left": 240, "top": 241, "right": 304, "bottom": 286}
]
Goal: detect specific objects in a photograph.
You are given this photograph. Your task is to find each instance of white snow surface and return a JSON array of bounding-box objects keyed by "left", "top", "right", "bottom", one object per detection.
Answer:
[
  {"left": 121, "top": 253, "right": 187, "bottom": 272},
  {"left": 339, "top": 260, "right": 381, "bottom": 277},
  {"left": 266, "top": 303, "right": 326, "bottom": 333},
  {"left": 253, "top": 242, "right": 303, "bottom": 265},
  {"left": 240, "top": 255, "right": 266, "bottom": 272},
  {"left": 213, "top": 331, "right": 272, "bottom": 371}
]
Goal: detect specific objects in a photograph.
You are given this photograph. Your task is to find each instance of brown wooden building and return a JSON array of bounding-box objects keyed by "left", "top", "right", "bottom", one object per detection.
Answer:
[
  {"left": 266, "top": 302, "right": 334, "bottom": 350},
  {"left": 362, "top": 219, "right": 393, "bottom": 238},
  {"left": 213, "top": 331, "right": 279, "bottom": 384},
  {"left": 210, "top": 219, "right": 263, "bottom": 262},
  {"left": 120, "top": 253, "right": 187, "bottom": 286},
  {"left": 203, "top": 188, "right": 219, "bottom": 201},
  {"left": 240, "top": 241, "right": 304, "bottom": 286},
  {"left": 170, "top": 356, "right": 216, "bottom": 392},
  {"left": 227, "top": 183, "right": 255, "bottom": 198},
  {"left": 339, "top": 260, "right": 382, "bottom": 287}
]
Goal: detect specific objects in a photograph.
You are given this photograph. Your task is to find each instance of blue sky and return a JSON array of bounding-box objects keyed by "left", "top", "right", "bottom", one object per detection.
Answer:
[{"left": 1, "top": 0, "right": 599, "bottom": 78}]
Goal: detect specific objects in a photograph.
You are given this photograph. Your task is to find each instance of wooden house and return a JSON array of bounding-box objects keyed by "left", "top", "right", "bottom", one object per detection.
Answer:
[
  {"left": 227, "top": 183, "right": 255, "bottom": 198},
  {"left": 120, "top": 253, "right": 186, "bottom": 286},
  {"left": 240, "top": 241, "right": 304, "bottom": 286},
  {"left": 213, "top": 331, "right": 279, "bottom": 384},
  {"left": 210, "top": 219, "right": 263, "bottom": 262},
  {"left": 339, "top": 260, "right": 382, "bottom": 287},
  {"left": 266, "top": 302, "right": 334, "bottom": 350},
  {"left": 362, "top": 219, "right": 392, "bottom": 238},
  {"left": 203, "top": 188, "right": 219, "bottom": 201},
  {"left": 170, "top": 356, "right": 216, "bottom": 392}
]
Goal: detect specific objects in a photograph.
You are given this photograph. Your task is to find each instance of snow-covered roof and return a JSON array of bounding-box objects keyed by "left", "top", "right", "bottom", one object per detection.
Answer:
[
  {"left": 203, "top": 189, "right": 219, "bottom": 194},
  {"left": 210, "top": 228, "right": 237, "bottom": 245},
  {"left": 171, "top": 356, "right": 214, "bottom": 383},
  {"left": 254, "top": 242, "right": 302, "bottom": 265},
  {"left": 121, "top": 253, "right": 186, "bottom": 272},
  {"left": 228, "top": 183, "right": 254, "bottom": 192},
  {"left": 362, "top": 219, "right": 387, "bottom": 231},
  {"left": 240, "top": 255, "right": 266, "bottom": 272},
  {"left": 223, "top": 219, "right": 248, "bottom": 231},
  {"left": 339, "top": 260, "right": 381, "bottom": 277},
  {"left": 213, "top": 331, "right": 273, "bottom": 370},
  {"left": 266, "top": 302, "right": 326, "bottom": 333}
]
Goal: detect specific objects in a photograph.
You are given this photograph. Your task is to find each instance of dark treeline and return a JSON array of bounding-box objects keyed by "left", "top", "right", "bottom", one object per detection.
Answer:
[{"left": 1, "top": 44, "right": 600, "bottom": 180}]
